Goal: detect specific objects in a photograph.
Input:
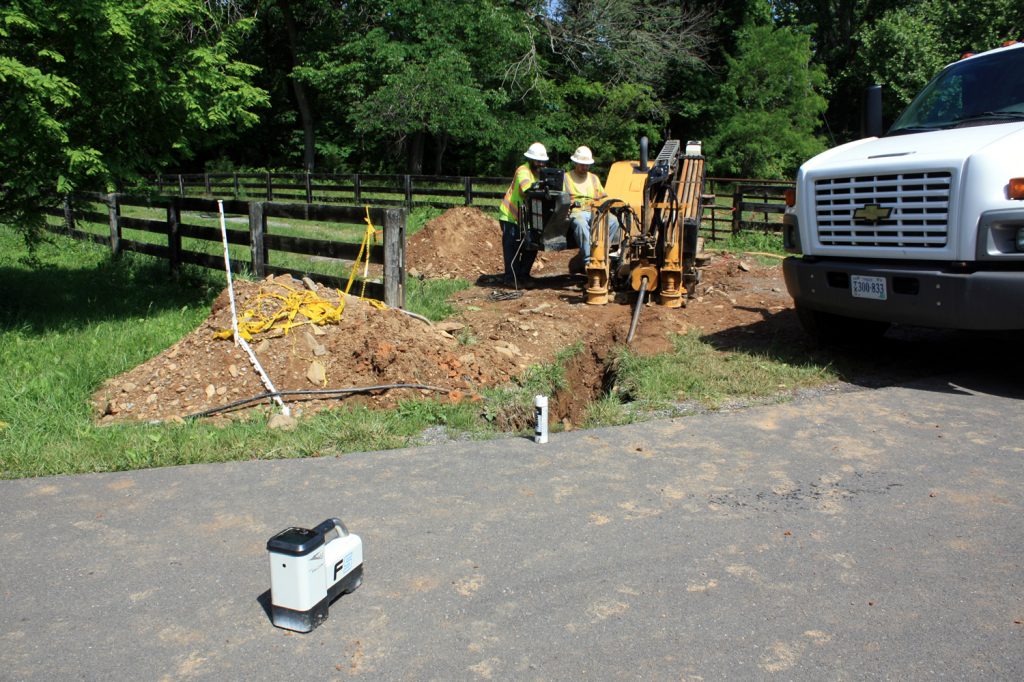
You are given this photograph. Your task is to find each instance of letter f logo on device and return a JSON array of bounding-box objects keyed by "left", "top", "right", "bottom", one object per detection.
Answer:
[{"left": 854, "top": 204, "right": 893, "bottom": 222}]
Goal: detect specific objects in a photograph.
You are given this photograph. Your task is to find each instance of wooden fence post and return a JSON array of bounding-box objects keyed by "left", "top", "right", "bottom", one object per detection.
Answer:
[
  {"left": 63, "top": 194, "right": 75, "bottom": 235},
  {"left": 157, "top": 176, "right": 164, "bottom": 195},
  {"left": 464, "top": 177, "right": 472, "bottom": 206},
  {"left": 731, "top": 185, "right": 742, "bottom": 234},
  {"left": 107, "top": 193, "right": 122, "bottom": 258},
  {"left": 167, "top": 197, "right": 181, "bottom": 278},
  {"left": 404, "top": 175, "right": 413, "bottom": 209},
  {"left": 382, "top": 207, "right": 406, "bottom": 308},
  {"left": 249, "top": 201, "right": 266, "bottom": 278},
  {"left": 233, "top": 172, "right": 240, "bottom": 199},
  {"left": 265, "top": 172, "right": 273, "bottom": 201},
  {"left": 204, "top": 173, "right": 212, "bottom": 195},
  {"left": 305, "top": 171, "right": 313, "bottom": 203},
  {"left": 353, "top": 174, "right": 361, "bottom": 204},
  {"left": 178, "top": 174, "right": 185, "bottom": 197}
]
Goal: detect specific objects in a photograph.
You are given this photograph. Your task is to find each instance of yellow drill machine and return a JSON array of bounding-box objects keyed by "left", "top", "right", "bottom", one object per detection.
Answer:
[{"left": 516, "top": 137, "right": 706, "bottom": 339}]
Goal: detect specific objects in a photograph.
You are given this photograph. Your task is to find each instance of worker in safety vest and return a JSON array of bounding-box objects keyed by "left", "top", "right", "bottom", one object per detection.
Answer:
[
  {"left": 497, "top": 142, "right": 548, "bottom": 287},
  {"left": 563, "top": 146, "right": 620, "bottom": 270}
]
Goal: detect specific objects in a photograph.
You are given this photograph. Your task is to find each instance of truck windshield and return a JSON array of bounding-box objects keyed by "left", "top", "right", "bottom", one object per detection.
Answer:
[{"left": 888, "top": 47, "right": 1024, "bottom": 135}]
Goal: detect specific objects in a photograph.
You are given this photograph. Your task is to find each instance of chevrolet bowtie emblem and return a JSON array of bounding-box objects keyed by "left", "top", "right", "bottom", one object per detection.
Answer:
[{"left": 854, "top": 204, "right": 892, "bottom": 222}]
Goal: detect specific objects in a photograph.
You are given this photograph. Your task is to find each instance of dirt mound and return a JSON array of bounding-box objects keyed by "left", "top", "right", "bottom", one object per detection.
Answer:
[
  {"left": 93, "top": 274, "right": 526, "bottom": 425},
  {"left": 93, "top": 207, "right": 800, "bottom": 427},
  {"left": 407, "top": 207, "right": 503, "bottom": 279}
]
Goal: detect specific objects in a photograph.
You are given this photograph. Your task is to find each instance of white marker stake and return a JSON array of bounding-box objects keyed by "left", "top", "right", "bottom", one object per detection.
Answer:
[
  {"left": 218, "top": 201, "right": 290, "bottom": 417},
  {"left": 534, "top": 395, "right": 549, "bottom": 444}
]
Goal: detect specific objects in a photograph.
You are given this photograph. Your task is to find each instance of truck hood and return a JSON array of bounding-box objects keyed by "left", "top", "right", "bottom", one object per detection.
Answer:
[{"left": 801, "top": 122, "right": 1024, "bottom": 172}]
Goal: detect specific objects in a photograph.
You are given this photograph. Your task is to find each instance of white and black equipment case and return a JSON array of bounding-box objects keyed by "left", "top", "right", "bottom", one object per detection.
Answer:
[{"left": 266, "top": 518, "right": 363, "bottom": 632}]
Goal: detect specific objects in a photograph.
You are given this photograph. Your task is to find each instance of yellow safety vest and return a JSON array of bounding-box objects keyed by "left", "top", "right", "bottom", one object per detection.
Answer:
[
  {"left": 563, "top": 172, "right": 606, "bottom": 214},
  {"left": 498, "top": 164, "right": 537, "bottom": 223}
]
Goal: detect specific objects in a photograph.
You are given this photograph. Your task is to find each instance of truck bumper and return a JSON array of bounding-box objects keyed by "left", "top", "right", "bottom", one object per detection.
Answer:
[{"left": 782, "top": 257, "right": 1024, "bottom": 330}]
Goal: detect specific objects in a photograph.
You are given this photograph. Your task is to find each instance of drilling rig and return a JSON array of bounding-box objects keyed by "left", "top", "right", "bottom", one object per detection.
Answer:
[{"left": 516, "top": 137, "right": 707, "bottom": 340}]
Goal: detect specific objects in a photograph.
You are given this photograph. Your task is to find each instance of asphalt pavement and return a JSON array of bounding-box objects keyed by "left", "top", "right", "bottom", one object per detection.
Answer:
[{"left": 1, "top": 371, "right": 1022, "bottom": 680}]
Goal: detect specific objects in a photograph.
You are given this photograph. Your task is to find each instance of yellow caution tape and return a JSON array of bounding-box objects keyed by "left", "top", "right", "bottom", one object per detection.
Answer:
[
  {"left": 342, "top": 207, "right": 388, "bottom": 310},
  {"left": 345, "top": 207, "right": 381, "bottom": 302}
]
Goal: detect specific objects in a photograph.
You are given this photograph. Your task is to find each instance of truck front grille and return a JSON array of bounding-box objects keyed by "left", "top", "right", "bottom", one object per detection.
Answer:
[{"left": 814, "top": 171, "right": 951, "bottom": 248}]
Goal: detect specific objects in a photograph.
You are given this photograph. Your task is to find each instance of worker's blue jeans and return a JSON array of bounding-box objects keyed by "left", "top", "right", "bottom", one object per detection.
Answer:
[
  {"left": 572, "top": 211, "right": 621, "bottom": 264},
  {"left": 500, "top": 220, "right": 537, "bottom": 285}
]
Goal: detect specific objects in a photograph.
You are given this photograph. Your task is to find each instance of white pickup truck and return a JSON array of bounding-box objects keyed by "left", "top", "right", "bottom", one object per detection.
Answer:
[{"left": 783, "top": 42, "right": 1024, "bottom": 339}]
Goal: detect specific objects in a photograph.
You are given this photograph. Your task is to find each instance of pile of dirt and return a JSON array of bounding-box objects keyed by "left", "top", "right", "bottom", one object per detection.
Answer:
[
  {"left": 406, "top": 207, "right": 503, "bottom": 279},
  {"left": 93, "top": 207, "right": 800, "bottom": 427},
  {"left": 92, "top": 275, "right": 528, "bottom": 425}
]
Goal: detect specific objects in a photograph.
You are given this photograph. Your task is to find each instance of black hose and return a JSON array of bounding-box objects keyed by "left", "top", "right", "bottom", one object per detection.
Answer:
[
  {"left": 184, "top": 383, "right": 452, "bottom": 420},
  {"left": 627, "top": 276, "right": 648, "bottom": 344}
]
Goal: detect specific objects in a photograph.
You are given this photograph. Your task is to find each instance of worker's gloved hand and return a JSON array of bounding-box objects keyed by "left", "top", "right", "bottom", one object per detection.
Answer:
[{"left": 571, "top": 201, "right": 581, "bottom": 209}]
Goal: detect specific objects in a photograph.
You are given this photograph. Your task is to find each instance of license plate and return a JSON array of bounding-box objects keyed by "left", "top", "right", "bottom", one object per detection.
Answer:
[{"left": 851, "top": 275, "right": 887, "bottom": 300}]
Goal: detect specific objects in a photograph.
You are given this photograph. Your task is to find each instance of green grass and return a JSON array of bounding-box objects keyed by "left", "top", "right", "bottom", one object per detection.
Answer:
[
  {"left": 405, "top": 277, "right": 471, "bottom": 321},
  {"left": 602, "top": 331, "right": 836, "bottom": 415},
  {"left": 0, "top": 228, "right": 493, "bottom": 479},
  {"left": 479, "top": 342, "right": 583, "bottom": 434},
  {"left": 720, "top": 229, "right": 785, "bottom": 259},
  {"left": 407, "top": 206, "right": 444, "bottom": 236},
  {"left": 1, "top": 223, "right": 841, "bottom": 479}
]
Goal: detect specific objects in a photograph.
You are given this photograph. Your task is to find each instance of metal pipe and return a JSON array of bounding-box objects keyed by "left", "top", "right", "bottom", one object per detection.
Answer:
[{"left": 862, "top": 85, "right": 883, "bottom": 138}]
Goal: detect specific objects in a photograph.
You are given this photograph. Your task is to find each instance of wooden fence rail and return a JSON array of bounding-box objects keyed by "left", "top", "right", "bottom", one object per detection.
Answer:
[
  {"left": 146, "top": 172, "right": 793, "bottom": 238},
  {"left": 43, "top": 193, "right": 406, "bottom": 307},
  {"left": 150, "top": 172, "right": 509, "bottom": 210},
  {"left": 701, "top": 177, "right": 792, "bottom": 241}
]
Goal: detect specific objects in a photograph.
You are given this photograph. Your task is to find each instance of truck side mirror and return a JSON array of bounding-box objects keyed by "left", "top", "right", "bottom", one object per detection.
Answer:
[{"left": 862, "top": 85, "right": 883, "bottom": 138}]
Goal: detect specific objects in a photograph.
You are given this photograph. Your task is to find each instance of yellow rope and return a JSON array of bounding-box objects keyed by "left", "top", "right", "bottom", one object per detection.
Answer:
[
  {"left": 214, "top": 207, "right": 388, "bottom": 341},
  {"left": 742, "top": 251, "right": 786, "bottom": 260},
  {"left": 213, "top": 283, "right": 346, "bottom": 342}
]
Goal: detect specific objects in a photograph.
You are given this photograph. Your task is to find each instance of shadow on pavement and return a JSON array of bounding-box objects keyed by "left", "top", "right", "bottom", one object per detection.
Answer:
[{"left": 700, "top": 306, "right": 1024, "bottom": 401}]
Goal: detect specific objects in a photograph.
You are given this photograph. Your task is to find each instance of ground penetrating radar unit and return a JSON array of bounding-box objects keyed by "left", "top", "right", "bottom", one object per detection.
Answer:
[{"left": 266, "top": 517, "right": 363, "bottom": 632}]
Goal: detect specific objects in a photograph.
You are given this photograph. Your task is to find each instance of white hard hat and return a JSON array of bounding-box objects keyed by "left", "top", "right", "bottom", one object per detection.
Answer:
[
  {"left": 570, "top": 146, "right": 595, "bottom": 165},
  {"left": 524, "top": 142, "right": 549, "bottom": 161}
]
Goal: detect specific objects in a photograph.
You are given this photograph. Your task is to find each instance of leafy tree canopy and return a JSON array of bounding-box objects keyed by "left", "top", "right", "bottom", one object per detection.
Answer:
[
  {"left": 10, "top": 0, "right": 1024, "bottom": 237},
  {"left": 708, "top": 22, "right": 828, "bottom": 178},
  {"left": 0, "top": 0, "right": 267, "bottom": 232},
  {"left": 851, "top": 0, "right": 1024, "bottom": 122}
]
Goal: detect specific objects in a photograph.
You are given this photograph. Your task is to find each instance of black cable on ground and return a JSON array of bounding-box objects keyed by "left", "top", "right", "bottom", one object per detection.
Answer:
[
  {"left": 489, "top": 289, "right": 524, "bottom": 301},
  {"left": 627, "top": 276, "right": 649, "bottom": 344},
  {"left": 184, "top": 383, "right": 452, "bottom": 420}
]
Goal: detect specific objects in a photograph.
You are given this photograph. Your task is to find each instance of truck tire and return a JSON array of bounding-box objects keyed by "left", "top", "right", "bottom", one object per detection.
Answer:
[{"left": 795, "top": 304, "right": 889, "bottom": 344}]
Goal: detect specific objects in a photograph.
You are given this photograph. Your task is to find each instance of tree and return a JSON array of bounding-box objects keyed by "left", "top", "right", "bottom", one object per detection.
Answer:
[
  {"left": 0, "top": 0, "right": 267, "bottom": 235},
  {"left": 541, "top": 77, "right": 669, "bottom": 166},
  {"left": 347, "top": 49, "right": 503, "bottom": 174},
  {"left": 543, "top": 0, "right": 713, "bottom": 87},
  {"left": 769, "top": 0, "right": 906, "bottom": 142},
  {"left": 299, "top": 1, "right": 536, "bottom": 174},
  {"left": 852, "top": 0, "right": 1024, "bottom": 122},
  {"left": 290, "top": 0, "right": 720, "bottom": 175},
  {"left": 248, "top": 0, "right": 343, "bottom": 171},
  {"left": 707, "top": 22, "right": 828, "bottom": 178}
]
